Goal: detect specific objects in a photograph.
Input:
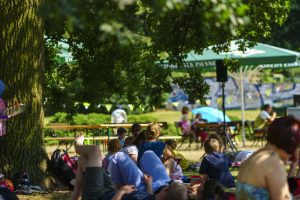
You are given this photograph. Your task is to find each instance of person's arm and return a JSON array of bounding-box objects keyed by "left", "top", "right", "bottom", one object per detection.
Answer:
[
  {"left": 71, "top": 160, "right": 84, "bottom": 200},
  {"left": 163, "top": 158, "right": 173, "bottom": 176},
  {"left": 262, "top": 111, "right": 276, "bottom": 122},
  {"left": 269, "top": 112, "right": 277, "bottom": 121},
  {"left": 266, "top": 159, "right": 291, "bottom": 200},
  {"left": 111, "top": 185, "right": 136, "bottom": 200},
  {"left": 199, "top": 157, "right": 208, "bottom": 175},
  {"left": 187, "top": 183, "right": 202, "bottom": 200},
  {"left": 144, "top": 174, "right": 153, "bottom": 194}
]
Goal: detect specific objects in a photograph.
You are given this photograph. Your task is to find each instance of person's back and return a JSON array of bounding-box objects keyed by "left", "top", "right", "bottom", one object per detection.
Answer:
[
  {"left": 137, "top": 123, "right": 165, "bottom": 166},
  {"left": 199, "top": 138, "right": 234, "bottom": 188},
  {"left": 238, "top": 148, "right": 278, "bottom": 184},
  {"left": 236, "top": 116, "right": 300, "bottom": 200},
  {"left": 236, "top": 148, "right": 284, "bottom": 199},
  {"left": 138, "top": 141, "right": 165, "bottom": 165},
  {"left": 200, "top": 153, "right": 235, "bottom": 188}
]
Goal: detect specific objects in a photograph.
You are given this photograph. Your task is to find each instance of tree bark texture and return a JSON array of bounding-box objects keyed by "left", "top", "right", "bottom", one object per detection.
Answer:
[{"left": 0, "top": 0, "right": 48, "bottom": 185}]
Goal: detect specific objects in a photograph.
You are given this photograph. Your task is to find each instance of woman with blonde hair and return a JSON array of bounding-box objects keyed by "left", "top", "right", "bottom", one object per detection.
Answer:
[
  {"left": 199, "top": 138, "right": 235, "bottom": 188},
  {"left": 137, "top": 122, "right": 165, "bottom": 166}
]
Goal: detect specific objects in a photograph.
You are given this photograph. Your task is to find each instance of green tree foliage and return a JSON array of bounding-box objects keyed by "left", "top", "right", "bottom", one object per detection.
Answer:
[
  {"left": 44, "top": 40, "right": 83, "bottom": 117},
  {"left": 41, "top": 0, "right": 290, "bottom": 111},
  {"left": 263, "top": 0, "right": 300, "bottom": 51}
]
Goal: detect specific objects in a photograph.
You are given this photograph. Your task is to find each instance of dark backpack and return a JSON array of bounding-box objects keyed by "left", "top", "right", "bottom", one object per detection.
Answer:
[
  {"left": 49, "top": 149, "right": 77, "bottom": 190},
  {"left": 0, "top": 188, "right": 19, "bottom": 200}
]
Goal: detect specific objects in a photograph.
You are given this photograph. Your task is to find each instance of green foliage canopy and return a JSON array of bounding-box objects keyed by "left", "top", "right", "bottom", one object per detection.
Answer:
[{"left": 41, "top": 0, "right": 290, "bottom": 113}]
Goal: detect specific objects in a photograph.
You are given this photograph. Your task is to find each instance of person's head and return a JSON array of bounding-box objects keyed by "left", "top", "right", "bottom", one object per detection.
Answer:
[
  {"left": 155, "top": 182, "right": 188, "bottom": 200},
  {"left": 195, "top": 113, "right": 202, "bottom": 119},
  {"left": 123, "top": 145, "right": 138, "bottom": 163},
  {"left": 200, "top": 179, "right": 225, "bottom": 200},
  {"left": 131, "top": 123, "right": 141, "bottom": 137},
  {"left": 204, "top": 138, "right": 220, "bottom": 154},
  {"left": 107, "top": 139, "right": 122, "bottom": 154},
  {"left": 124, "top": 136, "right": 135, "bottom": 147},
  {"left": 208, "top": 133, "right": 224, "bottom": 152},
  {"left": 165, "top": 139, "right": 177, "bottom": 150},
  {"left": 266, "top": 116, "right": 300, "bottom": 161},
  {"left": 181, "top": 106, "right": 189, "bottom": 115},
  {"left": 262, "top": 104, "right": 272, "bottom": 113},
  {"left": 117, "top": 127, "right": 127, "bottom": 139},
  {"left": 146, "top": 122, "right": 161, "bottom": 140},
  {"left": 133, "top": 130, "right": 147, "bottom": 146}
]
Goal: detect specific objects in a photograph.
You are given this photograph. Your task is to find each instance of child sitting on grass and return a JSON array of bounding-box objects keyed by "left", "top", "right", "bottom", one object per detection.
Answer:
[
  {"left": 164, "top": 139, "right": 189, "bottom": 171},
  {"left": 199, "top": 138, "right": 235, "bottom": 188}
]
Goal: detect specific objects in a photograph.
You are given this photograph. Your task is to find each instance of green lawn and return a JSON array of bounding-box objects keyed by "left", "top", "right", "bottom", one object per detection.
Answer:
[{"left": 44, "top": 109, "right": 261, "bottom": 136}]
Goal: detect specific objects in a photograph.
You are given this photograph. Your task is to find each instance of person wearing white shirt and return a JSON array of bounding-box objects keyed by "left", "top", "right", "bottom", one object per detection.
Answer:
[{"left": 253, "top": 104, "right": 277, "bottom": 131}]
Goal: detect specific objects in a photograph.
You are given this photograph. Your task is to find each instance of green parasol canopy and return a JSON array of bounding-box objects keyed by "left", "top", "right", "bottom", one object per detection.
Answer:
[
  {"left": 160, "top": 40, "right": 300, "bottom": 147},
  {"left": 160, "top": 40, "right": 300, "bottom": 70}
]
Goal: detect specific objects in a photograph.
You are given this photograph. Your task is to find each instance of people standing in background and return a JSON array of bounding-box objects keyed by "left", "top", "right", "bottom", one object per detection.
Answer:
[{"left": 179, "top": 106, "right": 194, "bottom": 147}]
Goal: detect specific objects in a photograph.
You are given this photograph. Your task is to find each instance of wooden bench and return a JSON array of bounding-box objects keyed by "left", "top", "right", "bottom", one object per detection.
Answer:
[
  {"left": 44, "top": 135, "right": 180, "bottom": 151},
  {"left": 44, "top": 136, "right": 115, "bottom": 151},
  {"left": 45, "top": 122, "right": 168, "bottom": 140}
]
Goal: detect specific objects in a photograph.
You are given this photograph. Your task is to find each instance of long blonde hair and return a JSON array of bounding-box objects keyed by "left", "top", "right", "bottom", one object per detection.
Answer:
[{"left": 146, "top": 122, "right": 161, "bottom": 140}]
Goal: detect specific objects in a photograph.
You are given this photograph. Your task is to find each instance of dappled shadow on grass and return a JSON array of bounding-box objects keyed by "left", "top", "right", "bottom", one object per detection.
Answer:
[{"left": 18, "top": 191, "right": 71, "bottom": 200}]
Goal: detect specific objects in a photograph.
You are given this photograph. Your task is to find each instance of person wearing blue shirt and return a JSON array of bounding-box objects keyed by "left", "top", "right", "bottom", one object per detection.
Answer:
[
  {"left": 117, "top": 127, "right": 127, "bottom": 147},
  {"left": 137, "top": 123, "right": 166, "bottom": 166},
  {"left": 199, "top": 138, "right": 235, "bottom": 188}
]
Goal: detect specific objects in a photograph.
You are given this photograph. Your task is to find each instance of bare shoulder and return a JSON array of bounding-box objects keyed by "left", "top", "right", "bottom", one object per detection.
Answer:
[{"left": 238, "top": 149, "right": 282, "bottom": 183}]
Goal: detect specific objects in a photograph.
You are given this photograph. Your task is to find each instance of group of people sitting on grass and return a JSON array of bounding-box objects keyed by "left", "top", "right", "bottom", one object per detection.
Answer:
[{"left": 71, "top": 115, "right": 300, "bottom": 200}]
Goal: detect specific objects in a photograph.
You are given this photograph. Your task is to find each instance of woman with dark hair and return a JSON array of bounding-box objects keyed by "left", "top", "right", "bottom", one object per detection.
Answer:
[
  {"left": 253, "top": 104, "right": 277, "bottom": 133},
  {"left": 236, "top": 116, "right": 300, "bottom": 199}
]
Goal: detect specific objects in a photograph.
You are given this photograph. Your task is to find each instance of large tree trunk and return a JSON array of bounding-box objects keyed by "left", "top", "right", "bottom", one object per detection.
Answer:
[{"left": 0, "top": 0, "right": 48, "bottom": 185}]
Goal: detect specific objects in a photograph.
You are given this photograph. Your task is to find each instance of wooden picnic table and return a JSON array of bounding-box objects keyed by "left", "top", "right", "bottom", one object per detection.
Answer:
[
  {"left": 44, "top": 124, "right": 103, "bottom": 130},
  {"left": 44, "top": 122, "right": 168, "bottom": 150}
]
